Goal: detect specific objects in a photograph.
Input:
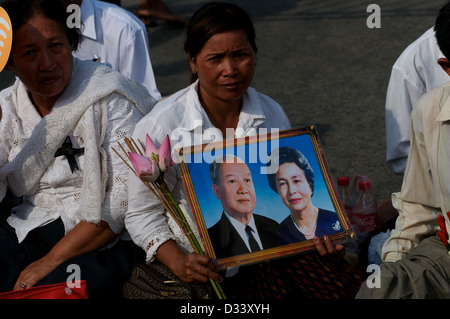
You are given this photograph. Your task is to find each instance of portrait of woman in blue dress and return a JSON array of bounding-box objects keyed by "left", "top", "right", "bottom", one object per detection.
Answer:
[{"left": 267, "top": 147, "right": 341, "bottom": 245}]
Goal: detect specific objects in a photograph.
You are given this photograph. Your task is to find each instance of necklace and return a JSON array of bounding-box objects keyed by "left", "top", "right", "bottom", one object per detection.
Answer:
[{"left": 290, "top": 212, "right": 318, "bottom": 240}]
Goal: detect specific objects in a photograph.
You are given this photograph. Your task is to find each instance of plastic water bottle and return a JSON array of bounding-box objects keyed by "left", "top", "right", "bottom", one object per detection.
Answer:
[
  {"left": 337, "top": 176, "right": 350, "bottom": 208},
  {"left": 338, "top": 176, "right": 359, "bottom": 255},
  {"left": 341, "top": 175, "right": 378, "bottom": 262},
  {"left": 352, "top": 179, "right": 377, "bottom": 233}
]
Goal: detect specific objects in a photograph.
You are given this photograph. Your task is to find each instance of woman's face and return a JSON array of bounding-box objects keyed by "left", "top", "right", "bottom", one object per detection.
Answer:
[
  {"left": 9, "top": 14, "right": 72, "bottom": 107},
  {"left": 275, "top": 162, "right": 313, "bottom": 212},
  {"left": 190, "top": 29, "right": 256, "bottom": 106}
]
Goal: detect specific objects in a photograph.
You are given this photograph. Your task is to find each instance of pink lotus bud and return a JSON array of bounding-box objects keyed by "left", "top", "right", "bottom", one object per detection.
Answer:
[
  {"left": 158, "top": 135, "right": 173, "bottom": 172},
  {"left": 129, "top": 152, "right": 160, "bottom": 182},
  {"left": 145, "top": 134, "right": 159, "bottom": 160}
]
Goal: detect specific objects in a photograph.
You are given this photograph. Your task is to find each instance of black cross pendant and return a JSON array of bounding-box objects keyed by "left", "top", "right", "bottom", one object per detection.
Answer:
[{"left": 54, "top": 136, "right": 85, "bottom": 173}]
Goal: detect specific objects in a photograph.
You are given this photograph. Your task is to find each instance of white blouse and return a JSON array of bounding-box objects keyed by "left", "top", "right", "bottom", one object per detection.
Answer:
[
  {"left": 125, "top": 80, "right": 291, "bottom": 263},
  {"left": 0, "top": 72, "right": 147, "bottom": 242}
]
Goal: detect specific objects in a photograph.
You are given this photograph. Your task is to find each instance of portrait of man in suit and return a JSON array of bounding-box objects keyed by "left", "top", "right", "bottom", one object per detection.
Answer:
[{"left": 207, "top": 155, "right": 279, "bottom": 259}]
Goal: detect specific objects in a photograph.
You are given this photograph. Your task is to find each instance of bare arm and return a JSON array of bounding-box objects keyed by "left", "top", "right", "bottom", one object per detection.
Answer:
[{"left": 14, "top": 220, "right": 116, "bottom": 290}]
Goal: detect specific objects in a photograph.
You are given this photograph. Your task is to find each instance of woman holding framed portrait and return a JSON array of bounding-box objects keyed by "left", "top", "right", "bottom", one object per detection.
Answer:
[{"left": 125, "top": 2, "right": 363, "bottom": 299}]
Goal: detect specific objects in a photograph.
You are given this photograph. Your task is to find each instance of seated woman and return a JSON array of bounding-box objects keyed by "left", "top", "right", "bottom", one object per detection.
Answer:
[
  {"left": 0, "top": 0, "right": 155, "bottom": 298},
  {"left": 267, "top": 147, "right": 341, "bottom": 245},
  {"left": 125, "top": 2, "right": 363, "bottom": 299}
]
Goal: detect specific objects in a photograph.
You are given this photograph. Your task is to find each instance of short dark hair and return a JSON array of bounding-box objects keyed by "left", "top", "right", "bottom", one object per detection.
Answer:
[
  {"left": 209, "top": 154, "right": 243, "bottom": 185},
  {"left": 184, "top": 2, "right": 257, "bottom": 82},
  {"left": 435, "top": 2, "right": 450, "bottom": 59},
  {"left": 2, "top": 0, "right": 82, "bottom": 54},
  {"left": 266, "top": 147, "right": 315, "bottom": 196}
]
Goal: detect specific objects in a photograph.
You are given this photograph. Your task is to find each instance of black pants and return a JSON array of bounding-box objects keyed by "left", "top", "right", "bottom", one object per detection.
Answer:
[{"left": 0, "top": 219, "right": 134, "bottom": 299}]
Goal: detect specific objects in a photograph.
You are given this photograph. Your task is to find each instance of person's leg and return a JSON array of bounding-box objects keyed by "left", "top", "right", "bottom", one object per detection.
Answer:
[
  {"left": 0, "top": 222, "right": 29, "bottom": 292},
  {"left": 37, "top": 239, "right": 134, "bottom": 299},
  {"left": 0, "top": 218, "right": 64, "bottom": 292},
  {"left": 356, "top": 236, "right": 450, "bottom": 298}
]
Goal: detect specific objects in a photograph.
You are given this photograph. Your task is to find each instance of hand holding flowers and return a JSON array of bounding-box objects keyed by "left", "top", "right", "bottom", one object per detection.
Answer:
[{"left": 113, "top": 134, "right": 226, "bottom": 299}]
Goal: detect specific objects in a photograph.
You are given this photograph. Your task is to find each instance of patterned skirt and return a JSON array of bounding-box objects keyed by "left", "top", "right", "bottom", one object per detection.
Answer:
[{"left": 221, "top": 252, "right": 364, "bottom": 299}]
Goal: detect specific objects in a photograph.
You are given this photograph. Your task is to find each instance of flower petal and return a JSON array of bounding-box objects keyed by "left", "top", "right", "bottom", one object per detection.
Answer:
[
  {"left": 158, "top": 135, "right": 172, "bottom": 172},
  {"left": 129, "top": 152, "right": 160, "bottom": 182},
  {"left": 145, "top": 134, "right": 158, "bottom": 158}
]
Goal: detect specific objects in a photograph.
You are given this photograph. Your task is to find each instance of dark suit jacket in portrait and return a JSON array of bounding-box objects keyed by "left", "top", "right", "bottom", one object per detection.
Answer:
[
  {"left": 276, "top": 208, "right": 341, "bottom": 246},
  {"left": 207, "top": 212, "right": 279, "bottom": 259}
]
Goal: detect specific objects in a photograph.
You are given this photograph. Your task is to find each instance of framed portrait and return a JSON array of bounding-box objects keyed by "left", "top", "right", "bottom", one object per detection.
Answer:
[{"left": 178, "top": 126, "right": 355, "bottom": 269}]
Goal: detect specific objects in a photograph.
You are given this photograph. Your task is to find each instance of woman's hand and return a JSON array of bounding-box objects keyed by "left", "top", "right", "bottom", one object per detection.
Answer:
[
  {"left": 13, "top": 255, "right": 62, "bottom": 290},
  {"left": 313, "top": 235, "right": 346, "bottom": 259},
  {"left": 14, "top": 220, "right": 116, "bottom": 290},
  {"left": 156, "top": 240, "right": 223, "bottom": 284},
  {"left": 175, "top": 252, "right": 223, "bottom": 284}
]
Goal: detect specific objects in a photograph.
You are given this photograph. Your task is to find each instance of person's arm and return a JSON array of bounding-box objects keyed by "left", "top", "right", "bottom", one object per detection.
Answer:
[
  {"left": 120, "top": 22, "right": 162, "bottom": 100},
  {"left": 14, "top": 220, "right": 116, "bottom": 289},
  {"left": 385, "top": 66, "right": 425, "bottom": 175}
]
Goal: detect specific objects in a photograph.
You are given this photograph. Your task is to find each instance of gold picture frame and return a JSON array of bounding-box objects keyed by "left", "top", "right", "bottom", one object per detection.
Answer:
[{"left": 179, "top": 126, "right": 354, "bottom": 269}]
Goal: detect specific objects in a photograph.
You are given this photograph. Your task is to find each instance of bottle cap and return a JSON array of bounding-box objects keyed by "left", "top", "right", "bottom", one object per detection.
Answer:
[
  {"left": 337, "top": 176, "right": 349, "bottom": 186},
  {"left": 359, "top": 180, "right": 372, "bottom": 190}
]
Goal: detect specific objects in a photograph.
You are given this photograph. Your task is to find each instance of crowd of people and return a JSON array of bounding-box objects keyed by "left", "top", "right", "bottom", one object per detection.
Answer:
[{"left": 0, "top": 0, "right": 449, "bottom": 300}]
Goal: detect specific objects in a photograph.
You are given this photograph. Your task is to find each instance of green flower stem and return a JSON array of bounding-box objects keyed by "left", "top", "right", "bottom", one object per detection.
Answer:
[
  {"left": 160, "top": 184, "right": 227, "bottom": 299},
  {"left": 160, "top": 184, "right": 202, "bottom": 252}
]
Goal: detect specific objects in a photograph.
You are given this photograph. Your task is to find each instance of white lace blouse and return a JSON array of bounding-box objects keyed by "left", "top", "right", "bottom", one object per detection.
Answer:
[{"left": 0, "top": 60, "right": 153, "bottom": 243}]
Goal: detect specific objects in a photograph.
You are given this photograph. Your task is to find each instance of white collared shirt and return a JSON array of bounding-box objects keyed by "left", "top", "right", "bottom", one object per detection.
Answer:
[
  {"left": 125, "top": 80, "right": 291, "bottom": 263},
  {"left": 382, "top": 81, "right": 450, "bottom": 262},
  {"left": 385, "top": 27, "right": 448, "bottom": 174},
  {"left": 223, "top": 211, "right": 263, "bottom": 251},
  {"left": 73, "top": 0, "right": 162, "bottom": 100}
]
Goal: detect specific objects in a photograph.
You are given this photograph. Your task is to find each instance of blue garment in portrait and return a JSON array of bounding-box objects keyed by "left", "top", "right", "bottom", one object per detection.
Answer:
[{"left": 277, "top": 209, "right": 341, "bottom": 245}]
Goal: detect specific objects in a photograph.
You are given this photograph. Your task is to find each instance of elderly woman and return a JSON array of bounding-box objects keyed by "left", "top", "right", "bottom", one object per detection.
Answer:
[
  {"left": 125, "top": 2, "right": 360, "bottom": 299},
  {"left": 0, "top": 0, "right": 155, "bottom": 298},
  {"left": 267, "top": 147, "right": 341, "bottom": 245}
]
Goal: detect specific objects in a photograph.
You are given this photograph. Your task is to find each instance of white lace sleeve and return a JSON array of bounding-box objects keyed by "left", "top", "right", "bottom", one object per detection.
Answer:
[
  {"left": 101, "top": 93, "right": 145, "bottom": 234},
  {"left": 0, "top": 87, "right": 15, "bottom": 202},
  {"left": 0, "top": 133, "right": 8, "bottom": 202},
  {"left": 124, "top": 116, "right": 201, "bottom": 263}
]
